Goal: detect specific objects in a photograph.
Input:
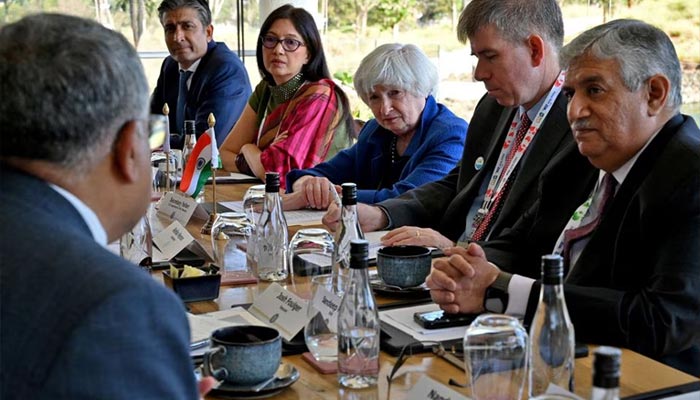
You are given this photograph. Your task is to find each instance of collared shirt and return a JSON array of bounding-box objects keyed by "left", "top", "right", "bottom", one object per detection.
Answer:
[
  {"left": 49, "top": 184, "right": 108, "bottom": 246},
  {"left": 504, "top": 128, "right": 661, "bottom": 317},
  {"left": 179, "top": 58, "right": 201, "bottom": 90},
  {"left": 461, "top": 93, "right": 548, "bottom": 242}
]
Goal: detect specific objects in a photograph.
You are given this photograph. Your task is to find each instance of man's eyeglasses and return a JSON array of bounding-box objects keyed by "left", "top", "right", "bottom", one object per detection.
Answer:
[{"left": 260, "top": 35, "right": 305, "bottom": 52}]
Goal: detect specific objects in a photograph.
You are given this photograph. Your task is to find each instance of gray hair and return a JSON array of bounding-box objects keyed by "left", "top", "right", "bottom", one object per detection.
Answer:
[
  {"left": 0, "top": 13, "right": 149, "bottom": 169},
  {"left": 158, "top": 0, "right": 212, "bottom": 27},
  {"left": 353, "top": 43, "right": 439, "bottom": 105},
  {"left": 457, "top": 0, "right": 563, "bottom": 51},
  {"left": 560, "top": 19, "right": 682, "bottom": 111}
]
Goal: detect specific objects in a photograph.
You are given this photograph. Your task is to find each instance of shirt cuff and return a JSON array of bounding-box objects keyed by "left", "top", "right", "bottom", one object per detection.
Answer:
[
  {"left": 504, "top": 274, "right": 535, "bottom": 317},
  {"left": 376, "top": 205, "right": 393, "bottom": 230}
]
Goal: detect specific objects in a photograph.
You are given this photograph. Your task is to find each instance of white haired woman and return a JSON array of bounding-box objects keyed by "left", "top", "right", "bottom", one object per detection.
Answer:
[{"left": 284, "top": 43, "right": 468, "bottom": 210}]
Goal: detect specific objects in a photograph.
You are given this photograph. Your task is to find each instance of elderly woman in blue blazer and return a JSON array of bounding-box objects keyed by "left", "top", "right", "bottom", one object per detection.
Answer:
[{"left": 284, "top": 43, "right": 468, "bottom": 209}]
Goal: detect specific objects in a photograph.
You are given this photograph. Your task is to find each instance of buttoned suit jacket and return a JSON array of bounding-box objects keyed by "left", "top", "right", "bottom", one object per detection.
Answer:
[
  {"left": 486, "top": 114, "right": 700, "bottom": 375},
  {"left": 0, "top": 166, "right": 198, "bottom": 399},
  {"left": 150, "top": 41, "right": 251, "bottom": 149},
  {"left": 379, "top": 92, "right": 594, "bottom": 246}
]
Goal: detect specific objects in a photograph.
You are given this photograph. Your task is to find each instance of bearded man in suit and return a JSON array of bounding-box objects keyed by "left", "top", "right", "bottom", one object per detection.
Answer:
[
  {"left": 427, "top": 19, "right": 700, "bottom": 376},
  {"left": 0, "top": 13, "right": 214, "bottom": 398}
]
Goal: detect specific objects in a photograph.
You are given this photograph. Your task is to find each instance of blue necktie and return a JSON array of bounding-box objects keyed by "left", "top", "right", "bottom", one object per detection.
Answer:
[{"left": 176, "top": 70, "right": 193, "bottom": 134}]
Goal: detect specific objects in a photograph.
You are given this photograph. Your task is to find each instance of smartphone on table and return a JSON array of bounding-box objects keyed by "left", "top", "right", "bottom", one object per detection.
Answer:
[{"left": 413, "top": 310, "right": 479, "bottom": 329}]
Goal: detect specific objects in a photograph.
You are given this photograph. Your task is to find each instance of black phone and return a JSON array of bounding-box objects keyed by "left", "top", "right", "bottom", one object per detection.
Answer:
[{"left": 414, "top": 310, "right": 478, "bottom": 329}]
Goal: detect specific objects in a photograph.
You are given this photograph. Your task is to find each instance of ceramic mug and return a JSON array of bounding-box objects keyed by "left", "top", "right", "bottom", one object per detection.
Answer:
[{"left": 203, "top": 325, "right": 282, "bottom": 385}]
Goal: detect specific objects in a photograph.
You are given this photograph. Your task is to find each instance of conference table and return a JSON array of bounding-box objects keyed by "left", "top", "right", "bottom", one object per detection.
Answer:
[{"left": 149, "top": 181, "right": 699, "bottom": 400}]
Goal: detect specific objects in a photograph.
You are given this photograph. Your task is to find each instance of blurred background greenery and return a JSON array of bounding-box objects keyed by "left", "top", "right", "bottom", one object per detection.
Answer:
[{"left": 2, "top": 0, "right": 698, "bottom": 120}]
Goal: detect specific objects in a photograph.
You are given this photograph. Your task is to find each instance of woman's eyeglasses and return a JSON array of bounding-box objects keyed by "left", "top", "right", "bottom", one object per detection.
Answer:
[{"left": 260, "top": 35, "right": 305, "bottom": 52}]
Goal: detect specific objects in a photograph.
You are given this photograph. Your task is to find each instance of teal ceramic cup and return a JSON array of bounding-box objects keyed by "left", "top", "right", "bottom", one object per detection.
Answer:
[
  {"left": 203, "top": 325, "right": 282, "bottom": 385},
  {"left": 376, "top": 245, "right": 432, "bottom": 288}
]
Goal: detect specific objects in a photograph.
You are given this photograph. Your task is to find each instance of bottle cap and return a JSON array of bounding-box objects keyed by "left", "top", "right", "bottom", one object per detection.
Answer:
[
  {"left": 541, "top": 254, "right": 564, "bottom": 284},
  {"left": 593, "top": 346, "right": 622, "bottom": 388},
  {"left": 349, "top": 239, "right": 369, "bottom": 269},
  {"left": 265, "top": 172, "right": 280, "bottom": 192},
  {"left": 341, "top": 183, "right": 357, "bottom": 205},
  {"left": 184, "top": 120, "right": 195, "bottom": 136}
]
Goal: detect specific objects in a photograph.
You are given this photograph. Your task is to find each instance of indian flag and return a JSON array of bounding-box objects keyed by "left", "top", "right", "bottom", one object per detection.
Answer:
[{"left": 180, "top": 127, "right": 219, "bottom": 197}]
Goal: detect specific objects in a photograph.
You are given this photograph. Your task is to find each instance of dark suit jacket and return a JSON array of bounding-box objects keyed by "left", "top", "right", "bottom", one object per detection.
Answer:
[
  {"left": 150, "top": 41, "right": 251, "bottom": 149},
  {"left": 486, "top": 114, "right": 700, "bottom": 375},
  {"left": 0, "top": 166, "right": 198, "bottom": 399},
  {"left": 379, "top": 93, "right": 594, "bottom": 245}
]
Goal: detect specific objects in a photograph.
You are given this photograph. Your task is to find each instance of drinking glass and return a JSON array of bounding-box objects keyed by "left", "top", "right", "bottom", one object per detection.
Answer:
[
  {"left": 119, "top": 215, "right": 153, "bottom": 270},
  {"left": 463, "top": 314, "right": 528, "bottom": 400},
  {"left": 242, "top": 184, "right": 265, "bottom": 269},
  {"left": 288, "top": 228, "right": 334, "bottom": 277},
  {"left": 304, "top": 274, "right": 346, "bottom": 363},
  {"left": 210, "top": 213, "right": 249, "bottom": 272}
]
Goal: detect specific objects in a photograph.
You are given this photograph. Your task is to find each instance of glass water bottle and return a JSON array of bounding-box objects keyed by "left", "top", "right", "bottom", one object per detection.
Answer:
[
  {"left": 254, "top": 172, "right": 289, "bottom": 281},
  {"left": 529, "top": 254, "right": 575, "bottom": 397},
  {"left": 337, "top": 239, "right": 379, "bottom": 389},
  {"left": 331, "top": 183, "right": 364, "bottom": 288}
]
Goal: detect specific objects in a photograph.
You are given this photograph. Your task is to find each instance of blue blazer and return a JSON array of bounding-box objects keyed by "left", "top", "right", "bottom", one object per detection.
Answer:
[
  {"left": 286, "top": 95, "right": 467, "bottom": 204},
  {"left": 0, "top": 166, "right": 198, "bottom": 399},
  {"left": 150, "top": 41, "right": 251, "bottom": 148}
]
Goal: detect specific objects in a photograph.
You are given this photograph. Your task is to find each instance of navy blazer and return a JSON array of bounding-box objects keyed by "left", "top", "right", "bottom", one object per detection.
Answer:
[
  {"left": 0, "top": 166, "right": 198, "bottom": 399},
  {"left": 487, "top": 115, "right": 700, "bottom": 375},
  {"left": 150, "top": 41, "right": 251, "bottom": 148},
  {"left": 379, "top": 93, "right": 592, "bottom": 245},
  {"left": 285, "top": 95, "right": 467, "bottom": 204}
]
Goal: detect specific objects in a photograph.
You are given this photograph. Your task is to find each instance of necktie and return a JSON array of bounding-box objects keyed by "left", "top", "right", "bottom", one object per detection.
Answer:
[
  {"left": 471, "top": 112, "right": 532, "bottom": 241},
  {"left": 176, "top": 70, "right": 193, "bottom": 134},
  {"left": 561, "top": 173, "right": 617, "bottom": 267}
]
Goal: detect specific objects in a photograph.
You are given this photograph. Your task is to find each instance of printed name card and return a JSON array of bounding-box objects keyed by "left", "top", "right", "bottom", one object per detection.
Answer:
[
  {"left": 152, "top": 221, "right": 194, "bottom": 260},
  {"left": 248, "top": 283, "right": 309, "bottom": 341},
  {"left": 407, "top": 375, "right": 468, "bottom": 400},
  {"left": 157, "top": 192, "right": 198, "bottom": 226},
  {"left": 309, "top": 284, "right": 341, "bottom": 334}
]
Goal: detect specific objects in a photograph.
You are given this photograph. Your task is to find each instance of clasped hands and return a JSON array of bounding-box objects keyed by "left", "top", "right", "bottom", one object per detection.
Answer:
[{"left": 426, "top": 243, "right": 500, "bottom": 314}]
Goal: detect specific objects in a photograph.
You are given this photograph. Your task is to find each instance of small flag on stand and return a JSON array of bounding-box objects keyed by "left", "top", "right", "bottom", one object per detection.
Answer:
[{"left": 179, "top": 125, "right": 219, "bottom": 197}]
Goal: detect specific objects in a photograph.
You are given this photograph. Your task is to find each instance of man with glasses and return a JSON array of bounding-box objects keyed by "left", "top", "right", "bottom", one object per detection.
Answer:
[
  {"left": 0, "top": 14, "right": 213, "bottom": 398},
  {"left": 151, "top": 0, "right": 251, "bottom": 148}
]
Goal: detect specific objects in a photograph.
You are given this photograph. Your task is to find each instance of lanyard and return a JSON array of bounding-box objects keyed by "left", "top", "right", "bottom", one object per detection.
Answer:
[{"left": 475, "top": 70, "right": 566, "bottom": 221}]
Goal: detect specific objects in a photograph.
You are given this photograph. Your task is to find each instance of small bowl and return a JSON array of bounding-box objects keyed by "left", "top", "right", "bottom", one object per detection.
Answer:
[
  {"left": 376, "top": 245, "right": 432, "bottom": 288},
  {"left": 163, "top": 264, "right": 221, "bottom": 302}
]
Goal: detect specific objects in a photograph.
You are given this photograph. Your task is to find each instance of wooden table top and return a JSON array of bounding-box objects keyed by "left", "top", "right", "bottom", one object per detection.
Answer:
[{"left": 151, "top": 182, "right": 699, "bottom": 399}]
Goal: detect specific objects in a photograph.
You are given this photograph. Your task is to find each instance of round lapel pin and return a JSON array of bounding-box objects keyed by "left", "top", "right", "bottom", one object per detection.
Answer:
[{"left": 474, "top": 156, "right": 484, "bottom": 171}]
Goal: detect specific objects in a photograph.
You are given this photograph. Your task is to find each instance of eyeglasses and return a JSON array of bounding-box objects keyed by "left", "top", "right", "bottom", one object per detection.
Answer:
[{"left": 260, "top": 35, "right": 305, "bottom": 52}]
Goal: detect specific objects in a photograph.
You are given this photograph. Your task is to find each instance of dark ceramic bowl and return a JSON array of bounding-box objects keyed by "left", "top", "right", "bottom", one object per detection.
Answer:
[
  {"left": 204, "top": 325, "right": 282, "bottom": 385},
  {"left": 376, "top": 245, "right": 432, "bottom": 288}
]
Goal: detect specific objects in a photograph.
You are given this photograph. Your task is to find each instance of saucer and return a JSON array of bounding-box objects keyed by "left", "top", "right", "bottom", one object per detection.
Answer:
[
  {"left": 207, "top": 364, "right": 299, "bottom": 399},
  {"left": 370, "top": 280, "right": 431, "bottom": 299}
]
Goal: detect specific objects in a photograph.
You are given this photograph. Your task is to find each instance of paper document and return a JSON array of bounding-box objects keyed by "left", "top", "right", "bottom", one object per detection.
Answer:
[
  {"left": 187, "top": 307, "right": 267, "bottom": 344},
  {"left": 219, "top": 200, "right": 326, "bottom": 226},
  {"left": 379, "top": 304, "right": 468, "bottom": 342}
]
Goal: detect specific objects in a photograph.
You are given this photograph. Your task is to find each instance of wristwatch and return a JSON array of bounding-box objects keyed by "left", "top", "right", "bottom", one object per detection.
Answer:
[{"left": 483, "top": 270, "right": 512, "bottom": 313}]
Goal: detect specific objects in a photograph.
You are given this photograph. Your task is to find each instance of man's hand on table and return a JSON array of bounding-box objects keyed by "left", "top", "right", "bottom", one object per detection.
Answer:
[
  {"left": 322, "top": 203, "right": 389, "bottom": 232},
  {"left": 380, "top": 226, "right": 454, "bottom": 249},
  {"left": 426, "top": 243, "right": 500, "bottom": 314}
]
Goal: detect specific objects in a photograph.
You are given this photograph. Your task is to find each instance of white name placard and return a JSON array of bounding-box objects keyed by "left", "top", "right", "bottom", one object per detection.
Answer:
[
  {"left": 407, "top": 375, "right": 468, "bottom": 400},
  {"left": 157, "top": 192, "right": 198, "bottom": 226},
  {"left": 152, "top": 221, "right": 194, "bottom": 260},
  {"left": 309, "top": 285, "right": 341, "bottom": 334},
  {"left": 248, "top": 283, "right": 309, "bottom": 341}
]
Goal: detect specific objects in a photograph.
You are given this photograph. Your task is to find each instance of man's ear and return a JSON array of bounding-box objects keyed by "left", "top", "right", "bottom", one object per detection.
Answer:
[
  {"left": 112, "top": 120, "right": 142, "bottom": 184},
  {"left": 646, "top": 74, "right": 670, "bottom": 116},
  {"left": 527, "top": 34, "right": 546, "bottom": 67},
  {"left": 206, "top": 24, "right": 213, "bottom": 42}
]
